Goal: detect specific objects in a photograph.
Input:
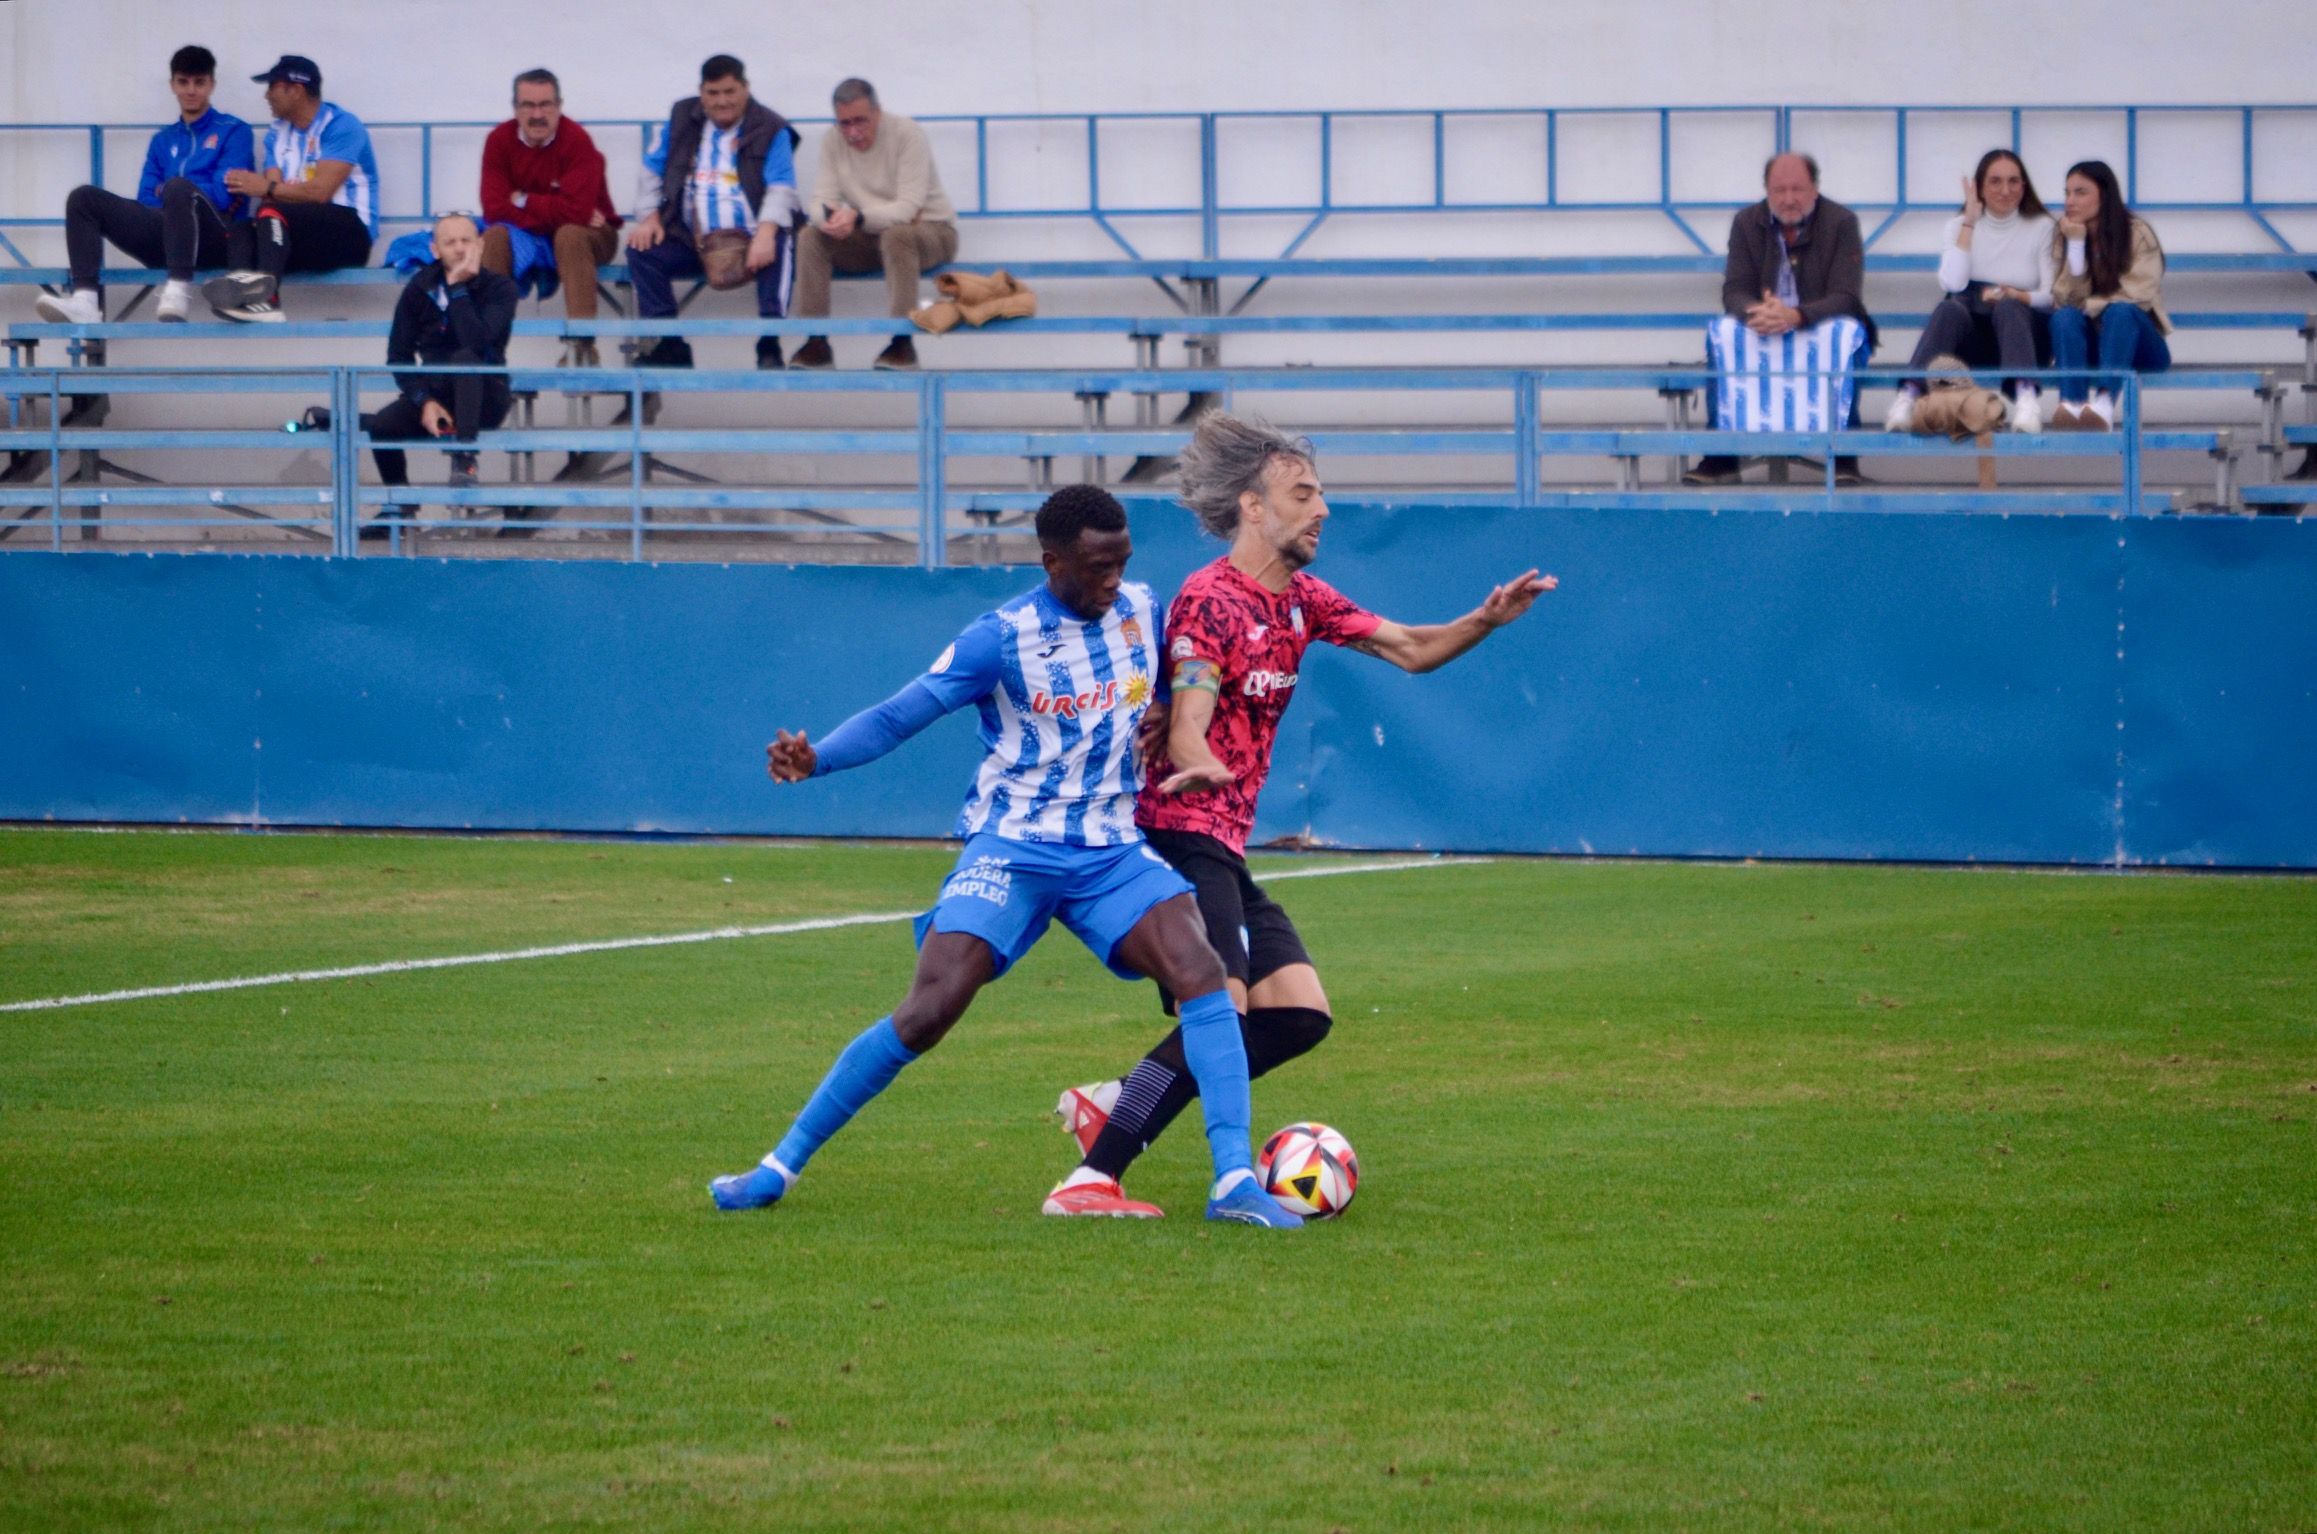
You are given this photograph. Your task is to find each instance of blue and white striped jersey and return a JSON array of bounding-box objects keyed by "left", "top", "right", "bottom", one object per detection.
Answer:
[
  {"left": 263, "top": 102, "right": 380, "bottom": 235},
  {"left": 919, "top": 581, "right": 1163, "bottom": 847},
  {"left": 641, "top": 121, "right": 796, "bottom": 234}
]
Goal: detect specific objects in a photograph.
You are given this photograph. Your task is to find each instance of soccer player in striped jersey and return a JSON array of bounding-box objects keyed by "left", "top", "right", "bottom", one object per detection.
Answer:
[
  {"left": 709, "top": 486, "right": 1299, "bottom": 1228},
  {"left": 1045, "top": 413, "right": 1554, "bottom": 1218}
]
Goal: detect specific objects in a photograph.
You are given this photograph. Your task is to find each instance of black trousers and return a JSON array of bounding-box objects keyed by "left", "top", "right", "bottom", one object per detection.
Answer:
[
  {"left": 64, "top": 178, "right": 232, "bottom": 290},
  {"left": 1905, "top": 294, "right": 2051, "bottom": 389},
  {"left": 224, "top": 201, "right": 373, "bottom": 280},
  {"left": 369, "top": 367, "right": 511, "bottom": 486}
]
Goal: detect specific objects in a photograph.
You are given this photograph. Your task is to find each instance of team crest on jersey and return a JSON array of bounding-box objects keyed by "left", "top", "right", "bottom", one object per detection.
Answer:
[
  {"left": 203, "top": 135, "right": 219, "bottom": 149},
  {"left": 929, "top": 642, "right": 957, "bottom": 674},
  {"left": 1121, "top": 616, "right": 1145, "bottom": 651}
]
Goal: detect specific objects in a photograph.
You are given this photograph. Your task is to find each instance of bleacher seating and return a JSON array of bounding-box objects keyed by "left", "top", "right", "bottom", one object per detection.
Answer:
[{"left": 6, "top": 101, "right": 2314, "bottom": 558}]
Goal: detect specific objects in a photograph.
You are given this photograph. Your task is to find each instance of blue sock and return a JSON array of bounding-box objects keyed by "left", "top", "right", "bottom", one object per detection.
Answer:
[
  {"left": 771, "top": 1017, "right": 919, "bottom": 1175},
  {"left": 1175, "top": 988, "right": 1253, "bottom": 1182}
]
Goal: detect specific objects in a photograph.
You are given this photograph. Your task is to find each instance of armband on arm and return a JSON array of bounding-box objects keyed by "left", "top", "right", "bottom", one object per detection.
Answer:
[{"left": 1171, "top": 657, "right": 1222, "bottom": 696}]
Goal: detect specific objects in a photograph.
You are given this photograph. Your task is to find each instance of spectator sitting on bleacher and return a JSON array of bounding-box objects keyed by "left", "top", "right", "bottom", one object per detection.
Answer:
[
  {"left": 2046, "top": 160, "right": 2171, "bottom": 432},
  {"left": 627, "top": 54, "right": 802, "bottom": 373},
  {"left": 1886, "top": 151, "right": 2057, "bottom": 435},
  {"left": 364, "top": 213, "right": 518, "bottom": 539},
  {"left": 1684, "top": 153, "right": 1877, "bottom": 486},
  {"left": 202, "top": 55, "right": 378, "bottom": 324},
  {"left": 479, "top": 68, "right": 622, "bottom": 368},
  {"left": 791, "top": 78, "right": 958, "bottom": 372},
  {"left": 34, "top": 45, "right": 252, "bottom": 329}
]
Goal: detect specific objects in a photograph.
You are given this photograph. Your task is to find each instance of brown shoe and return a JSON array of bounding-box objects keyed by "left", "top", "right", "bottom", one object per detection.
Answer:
[
  {"left": 790, "top": 336, "right": 835, "bottom": 370},
  {"left": 873, "top": 336, "right": 919, "bottom": 371}
]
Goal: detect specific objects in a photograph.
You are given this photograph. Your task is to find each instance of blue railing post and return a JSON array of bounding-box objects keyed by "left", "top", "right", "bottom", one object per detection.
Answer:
[
  {"left": 2121, "top": 374, "right": 2142, "bottom": 515},
  {"left": 87, "top": 126, "right": 102, "bottom": 193},
  {"left": 46, "top": 372, "right": 63, "bottom": 551},
  {"left": 628, "top": 376, "right": 645, "bottom": 561},
  {"left": 421, "top": 125, "right": 434, "bottom": 221},
  {"left": 1513, "top": 371, "right": 1539, "bottom": 508},
  {"left": 331, "top": 367, "right": 355, "bottom": 555},
  {"left": 1894, "top": 109, "right": 1908, "bottom": 209},
  {"left": 1199, "top": 115, "right": 1219, "bottom": 261},
  {"left": 919, "top": 373, "right": 947, "bottom": 569}
]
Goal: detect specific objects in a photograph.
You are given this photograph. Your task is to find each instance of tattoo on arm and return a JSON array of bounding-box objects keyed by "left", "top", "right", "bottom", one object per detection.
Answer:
[{"left": 1172, "top": 657, "right": 1222, "bottom": 695}]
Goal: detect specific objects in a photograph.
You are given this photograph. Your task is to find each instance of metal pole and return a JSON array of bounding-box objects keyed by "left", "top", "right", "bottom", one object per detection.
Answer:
[
  {"left": 919, "top": 373, "right": 947, "bottom": 569},
  {"left": 1514, "top": 372, "right": 1539, "bottom": 508},
  {"left": 628, "top": 378, "right": 645, "bottom": 561},
  {"left": 2121, "top": 374, "right": 2142, "bottom": 515}
]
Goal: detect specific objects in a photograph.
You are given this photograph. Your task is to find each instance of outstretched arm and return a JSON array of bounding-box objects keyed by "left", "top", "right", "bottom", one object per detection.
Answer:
[
  {"left": 1351, "top": 569, "right": 1557, "bottom": 674},
  {"left": 766, "top": 677, "right": 953, "bottom": 784}
]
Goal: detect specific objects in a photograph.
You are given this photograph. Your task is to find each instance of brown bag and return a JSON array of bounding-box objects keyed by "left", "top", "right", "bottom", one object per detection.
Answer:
[
  {"left": 698, "top": 230, "right": 753, "bottom": 291},
  {"left": 1909, "top": 353, "right": 2010, "bottom": 438},
  {"left": 927, "top": 269, "right": 1039, "bottom": 326}
]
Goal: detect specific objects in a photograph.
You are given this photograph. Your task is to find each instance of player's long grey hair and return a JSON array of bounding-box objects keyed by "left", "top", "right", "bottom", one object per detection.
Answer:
[{"left": 1176, "top": 410, "right": 1316, "bottom": 540}]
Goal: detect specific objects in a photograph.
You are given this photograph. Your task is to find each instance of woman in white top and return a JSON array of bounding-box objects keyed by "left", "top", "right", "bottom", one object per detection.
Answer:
[{"left": 1885, "top": 149, "right": 2059, "bottom": 433}]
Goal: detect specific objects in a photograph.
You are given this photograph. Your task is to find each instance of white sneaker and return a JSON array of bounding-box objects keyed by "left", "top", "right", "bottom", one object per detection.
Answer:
[
  {"left": 2011, "top": 389, "right": 2043, "bottom": 434},
  {"left": 156, "top": 280, "right": 194, "bottom": 323},
  {"left": 34, "top": 288, "right": 102, "bottom": 325},
  {"left": 1882, "top": 389, "right": 1915, "bottom": 432},
  {"left": 2082, "top": 391, "right": 2116, "bottom": 431}
]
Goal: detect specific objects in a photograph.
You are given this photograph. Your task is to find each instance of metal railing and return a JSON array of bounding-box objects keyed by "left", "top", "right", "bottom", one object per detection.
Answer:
[
  {"left": 3, "top": 103, "right": 2313, "bottom": 268},
  {"left": 1, "top": 363, "right": 2191, "bottom": 563}
]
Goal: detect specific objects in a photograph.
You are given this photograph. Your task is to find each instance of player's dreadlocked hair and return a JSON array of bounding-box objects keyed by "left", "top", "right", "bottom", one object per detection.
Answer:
[
  {"left": 1175, "top": 410, "right": 1316, "bottom": 540},
  {"left": 1034, "top": 483, "right": 1128, "bottom": 550}
]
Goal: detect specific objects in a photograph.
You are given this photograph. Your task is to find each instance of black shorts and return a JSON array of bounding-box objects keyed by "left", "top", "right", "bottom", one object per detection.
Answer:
[{"left": 1142, "top": 826, "right": 1312, "bottom": 1014}]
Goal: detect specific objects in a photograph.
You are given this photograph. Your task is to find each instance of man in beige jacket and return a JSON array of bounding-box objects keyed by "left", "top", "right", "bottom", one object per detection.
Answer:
[{"left": 791, "top": 79, "right": 959, "bottom": 371}]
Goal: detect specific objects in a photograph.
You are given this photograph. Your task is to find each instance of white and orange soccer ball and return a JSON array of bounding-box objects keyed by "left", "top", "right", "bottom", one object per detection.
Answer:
[{"left": 1257, "top": 1122, "right": 1359, "bottom": 1219}]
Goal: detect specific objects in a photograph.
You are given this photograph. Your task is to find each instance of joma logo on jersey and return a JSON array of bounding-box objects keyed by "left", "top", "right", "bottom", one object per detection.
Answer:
[
  {"left": 1030, "top": 672, "right": 1150, "bottom": 718},
  {"left": 1243, "top": 669, "right": 1298, "bottom": 699}
]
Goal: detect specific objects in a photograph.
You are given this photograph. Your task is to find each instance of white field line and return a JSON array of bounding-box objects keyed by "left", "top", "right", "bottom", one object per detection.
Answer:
[{"left": 0, "top": 855, "right": 1492, "bottom": 1015}]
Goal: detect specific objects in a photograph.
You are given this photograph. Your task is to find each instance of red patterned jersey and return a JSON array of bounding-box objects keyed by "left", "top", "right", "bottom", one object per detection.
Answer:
[{"left": 1136, "top": 558, "right": 1381, "bottom": 853}]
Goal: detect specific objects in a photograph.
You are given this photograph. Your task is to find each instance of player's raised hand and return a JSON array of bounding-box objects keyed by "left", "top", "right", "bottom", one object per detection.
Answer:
[
  {"left": 1158, "top": 759, "right": 1236, "bottom": 796},
  {"left": 1479, "top": 569, "right": 1557, "bottom": 627},
  {"left": 766, "top": 729, "right": 818, "bottom": 783}
]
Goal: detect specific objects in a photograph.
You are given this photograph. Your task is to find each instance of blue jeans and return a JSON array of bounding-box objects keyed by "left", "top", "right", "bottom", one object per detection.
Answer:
[
  {"left": 2048, "top": 304, "right": 2169, "bottom": 403},
  {"left": 626, "top": 227, "right": 795, "bottom": 323}
]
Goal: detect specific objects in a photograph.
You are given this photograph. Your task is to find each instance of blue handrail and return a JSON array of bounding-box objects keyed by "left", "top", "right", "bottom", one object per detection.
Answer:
[
  {"left": 0, "top": 362, "right": 2173, "bottom": 562},
  {"left": 1, "top": 104, "right": 2310, "bottom": 267}
]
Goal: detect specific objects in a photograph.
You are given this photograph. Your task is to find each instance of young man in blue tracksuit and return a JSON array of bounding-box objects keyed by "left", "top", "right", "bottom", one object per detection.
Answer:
[{"left": 35, "top": 45, "right": 252, "bottom": 326}]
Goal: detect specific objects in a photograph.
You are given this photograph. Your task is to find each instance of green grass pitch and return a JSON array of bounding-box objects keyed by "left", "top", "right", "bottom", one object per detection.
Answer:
[{"left": 2, "top": 827, "right": 2312, "bottom": 1531}]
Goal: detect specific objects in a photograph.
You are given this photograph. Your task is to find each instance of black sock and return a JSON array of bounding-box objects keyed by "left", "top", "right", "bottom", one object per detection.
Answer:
[{"left": 1081, "top": 1007, "right": 1333, "bottom": 1181}]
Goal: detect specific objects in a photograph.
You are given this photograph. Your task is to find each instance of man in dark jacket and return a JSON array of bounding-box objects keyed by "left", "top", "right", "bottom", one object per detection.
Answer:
[
  {"left": 366, "top": 213, "right": 518, "bottom": 537},
  {"left": 625, "top": 54, "right": 801, "bottom": 371},
  {"left": 1686, "top": 152, "right": 1878, "bottom": 485}
]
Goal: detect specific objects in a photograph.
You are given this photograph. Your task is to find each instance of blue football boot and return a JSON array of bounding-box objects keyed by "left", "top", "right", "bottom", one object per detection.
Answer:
[
  {"left": 709, "top": 1158, "right": 796, "bottom": 1211},
  {"left": 1205, "top": 1171, "right": 1303, "bottom": 1228}
]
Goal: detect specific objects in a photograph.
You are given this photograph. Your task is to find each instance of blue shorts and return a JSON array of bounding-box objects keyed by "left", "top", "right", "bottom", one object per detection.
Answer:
[{"left": 914, "top": 833, "right": 1195, "bottom": 981}]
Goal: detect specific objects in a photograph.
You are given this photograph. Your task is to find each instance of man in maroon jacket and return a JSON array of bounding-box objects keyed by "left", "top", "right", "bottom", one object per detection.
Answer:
[{"left": 478, "top": 68, "right": 621, "bottom": 364}]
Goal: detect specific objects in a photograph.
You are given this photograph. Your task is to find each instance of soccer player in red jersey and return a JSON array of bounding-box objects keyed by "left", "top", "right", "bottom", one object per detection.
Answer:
[{"left": 1044, "top": 411, "right": 1556, "bottom": 1217}]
